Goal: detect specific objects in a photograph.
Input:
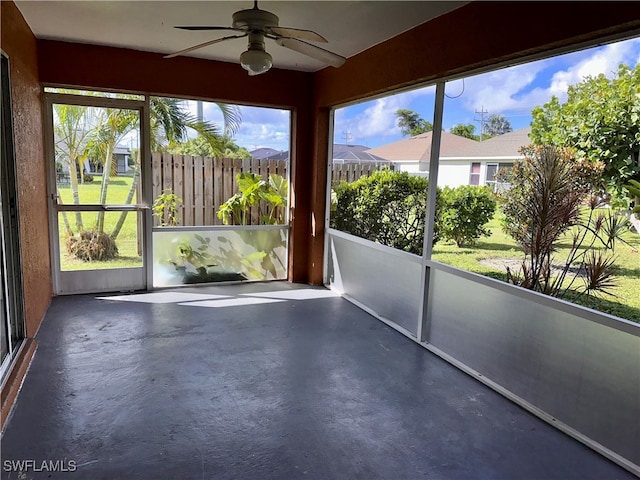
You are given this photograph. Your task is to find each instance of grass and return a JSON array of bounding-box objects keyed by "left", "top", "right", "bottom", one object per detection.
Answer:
[
  {"left": 57, "top": 175, "right": 142, "bottom": 271},
  {"left": 432, "top": 209, "right": 640, "bottom": 323}
]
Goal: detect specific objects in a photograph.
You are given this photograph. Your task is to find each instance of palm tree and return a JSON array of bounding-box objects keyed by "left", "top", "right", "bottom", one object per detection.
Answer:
[
  {"left": 109, "top": 98, "right": 241, "bottom": 241},
  {"left": 483, "top": 114, "right": 512, "bottom": 138},
  {"left": 53, "top": 103, "right": 99, "bottom": 231},
  {"left": 59, "top": 96, "right": 241, "bottom": 259}
]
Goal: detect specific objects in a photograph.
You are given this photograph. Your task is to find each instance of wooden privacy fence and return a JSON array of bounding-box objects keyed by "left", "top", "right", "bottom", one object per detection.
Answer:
[
  {"left": 152, "top": 153, "right": 393, "bottom": 226},
  {"left": 331, "top": 161, "right": 394, "bottom": 185}
]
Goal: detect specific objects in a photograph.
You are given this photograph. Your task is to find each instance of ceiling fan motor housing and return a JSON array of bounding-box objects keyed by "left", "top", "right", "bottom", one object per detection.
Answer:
[{"left": 232, "top": 8, "right": 279, "bottom": 32}]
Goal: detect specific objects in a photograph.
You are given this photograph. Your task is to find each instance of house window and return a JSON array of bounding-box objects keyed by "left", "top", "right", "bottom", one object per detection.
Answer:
[
  {"left": 469, "top": 162, "right": 480, "bottom": 185},
  {"left": 485, "top": 162, "right": 512, "bottom": 190}
]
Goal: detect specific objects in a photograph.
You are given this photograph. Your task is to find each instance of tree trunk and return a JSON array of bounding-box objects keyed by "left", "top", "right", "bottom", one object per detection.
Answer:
[
  {"left": 97, "top": 142, "right": 115, "bottom": 233},
  {"left": 68, "top": 156, "right": 84, "bottom": 231},
  {"left": 110, "top": 163, "right": 139, "bottom": 241}
]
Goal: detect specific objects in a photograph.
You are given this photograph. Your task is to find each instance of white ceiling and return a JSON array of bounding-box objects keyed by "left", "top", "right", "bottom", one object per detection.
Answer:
[{"left": 15, "top": 1, "right": 468, "bottom": 72}]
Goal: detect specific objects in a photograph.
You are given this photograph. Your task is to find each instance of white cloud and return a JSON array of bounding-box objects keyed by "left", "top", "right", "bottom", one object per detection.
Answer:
[
  {"left": 334, "top": 85, "right": 435, "bottom": 145},
  {"left": 456, "top": 36, "right": 640, "bottom": 119},
  {"left": 180, "top": 101, "right": 290, "bottom": 151}
]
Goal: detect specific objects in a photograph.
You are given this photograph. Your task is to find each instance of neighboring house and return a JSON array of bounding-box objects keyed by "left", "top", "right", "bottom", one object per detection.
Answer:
[
  {"left": 366, "top": 127, "right": 533, "bottom": 188},
  {"left": 85, "top": 144, "right": 133, "bottom": 175},
  {"left": 365, "top": 131, "right": 478, "bottom": 178},
  {"left": 440, "top": 127, "right": 532, "bottom": 189}
]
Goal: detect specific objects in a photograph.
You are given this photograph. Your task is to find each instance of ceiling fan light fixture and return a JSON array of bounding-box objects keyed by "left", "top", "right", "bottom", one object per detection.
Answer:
[
  {"left": 240, "top": 32, "right": 272, "bottom": 76},
  {"left": 240, "top": 47, "right": 272, "bottom": 76}
]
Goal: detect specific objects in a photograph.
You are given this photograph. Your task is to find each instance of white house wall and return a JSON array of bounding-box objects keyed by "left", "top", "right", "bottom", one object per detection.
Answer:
[{"left": 437, "top": 161, "right": 471, "bottom": 187}]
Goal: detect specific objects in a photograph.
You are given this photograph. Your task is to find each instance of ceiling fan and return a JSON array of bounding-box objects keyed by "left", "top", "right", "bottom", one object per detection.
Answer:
[{"left": 164, "top": 0, "right": 347, "bottom": 76}]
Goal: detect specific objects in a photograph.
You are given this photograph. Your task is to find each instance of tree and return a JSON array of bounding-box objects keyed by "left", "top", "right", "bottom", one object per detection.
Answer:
[
  {"left": 53, "top": 103, "right": 99, "bottom": 232},
  {"left": 110, "top": 98, "right": 241, "bottom": 240},
  {"left": 496, "top": 145, "right": 626, "bottom": 300},
  {"left": 450, "top": 123, "right": 479, "bottom": 140},
  {"left": 169, "top": 134, "right": 251, "bottom": 159},
  {"left": 530, "top": 63, "right": 640, "bottom": 205},
  {"left": 483, "top": 114, "right": 512, "bottom": 138},
  {"left": 64, "top": 97, "right": 242, "bottom": 261},
  {"left": 395, "top": 109, "right": 433, "bottom": 137}
]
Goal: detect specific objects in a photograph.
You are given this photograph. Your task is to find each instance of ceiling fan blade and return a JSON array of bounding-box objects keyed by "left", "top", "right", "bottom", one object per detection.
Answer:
[
  {"left": 276, "top": 38, "right": 346, "bottom": 68},
  {"left": 268, "top": 26, "right": 327, "bottom": 43},
  {"left": 174, "top": 26, "right": 243, "bottom": 32},
  {"left": 164, "top": 33, "right": 248, "bottom": 59}
]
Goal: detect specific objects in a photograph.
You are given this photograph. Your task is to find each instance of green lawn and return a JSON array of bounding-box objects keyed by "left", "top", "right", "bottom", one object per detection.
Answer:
[
  {"left": 57, "top": 175, "right": 142, "bottom": 271},
  {"left": 432, "top": 210, "right": 640, "bottom": 323}
]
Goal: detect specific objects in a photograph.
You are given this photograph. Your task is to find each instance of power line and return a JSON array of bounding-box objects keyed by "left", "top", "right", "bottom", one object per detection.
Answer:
[{"left": 342, "top": 130, "right": 353, "bottom": 145}]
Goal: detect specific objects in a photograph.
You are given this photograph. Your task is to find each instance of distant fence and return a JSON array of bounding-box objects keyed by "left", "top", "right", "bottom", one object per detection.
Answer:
[
  {"left": 152, "top": 153, "right": 393, "bottom": 226},
  {"left": 331, "top": 161, "right": 394, "bottom": 185}
]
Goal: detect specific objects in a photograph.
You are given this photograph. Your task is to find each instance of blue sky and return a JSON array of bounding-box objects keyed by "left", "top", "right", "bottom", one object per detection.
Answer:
[{"left": 193, "top": 35, "right": 640, "bottom": 152}]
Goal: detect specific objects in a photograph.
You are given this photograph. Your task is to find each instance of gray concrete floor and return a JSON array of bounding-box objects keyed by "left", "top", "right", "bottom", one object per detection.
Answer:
[{"left": 1, "top": 282, "right": 636, "bottom": 480}]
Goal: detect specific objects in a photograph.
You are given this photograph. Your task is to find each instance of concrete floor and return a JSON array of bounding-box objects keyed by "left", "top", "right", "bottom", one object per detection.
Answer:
[{"left": 1, "top": 282, "right": 636, "bottom": 480}]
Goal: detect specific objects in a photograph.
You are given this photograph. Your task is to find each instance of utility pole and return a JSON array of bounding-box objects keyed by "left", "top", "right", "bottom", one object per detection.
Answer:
[
  {"left": 342, "top": 130, "right": 353, "bottom": 146},
  {"left": 196, "top": 101, "right": 204, "bottom": 122},
  {"left": 474, "top": 106, "right": 488, "bottom": 141}
]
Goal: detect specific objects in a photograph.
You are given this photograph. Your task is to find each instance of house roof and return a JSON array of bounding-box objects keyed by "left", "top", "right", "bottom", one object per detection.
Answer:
[
  {"left": 365, "top": 131, "right": 478, "bottom": 162},
  {"left": 332, "top": 144, "right": 389, "bottom": 162},
  {"left": 262, "top": 151, "right": 290, "bottom": 161},
  {"left": 444, "top": 127, "right": 532, "bottom": 159},
  {"left": 250, "top": 147, "right": 281, "bottom": 160},
  {"left": 364, "top": 127, "right": 534, "bottom": 163}
]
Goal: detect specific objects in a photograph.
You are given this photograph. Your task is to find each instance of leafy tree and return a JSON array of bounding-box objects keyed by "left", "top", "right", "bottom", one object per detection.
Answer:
[
  {"left": 450, "top": 123, "right": 479, "bottom": 140},
  {"left": 483, "top": 114, "right": 512, "bottom": 137},
  {"left": 395, "top": 109, "right": 433, "bottom": 137},
  {"left": 169, "top": 134, "right": 251, "bottom": 159},
  {"left": 530, "top": 63, "right": 640, "bottom": 205}
]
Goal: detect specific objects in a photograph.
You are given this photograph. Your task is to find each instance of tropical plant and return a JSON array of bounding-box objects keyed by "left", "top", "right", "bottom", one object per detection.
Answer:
[
  {"left": 395, "top": 109, "right": 433, "bottom": 137},
  {"left": 497, "top": 145, "right": 627, "bottom": 299},
  {"left": 217, "top": 173, "right": 288, "bottom": 225},
  {"left": 168, "top": 134, "right": 252, "bottom": 159},
  {"left": 152, "top": 188, "right": 183, "bottom": 226},
  {"left": 60, "top": 96, "right": 241, "bottom": 261},
  {"left": 53, "top": 103, "right": 100, "bottom": 231}
]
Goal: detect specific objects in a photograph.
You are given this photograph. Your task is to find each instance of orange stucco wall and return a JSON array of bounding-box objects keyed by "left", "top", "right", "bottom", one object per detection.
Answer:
[
  {"left": 1, "top": 1, "right": 52, "bottom": 336},
  {"left": 1, "top": 1, "right": 52, "bottom": 430}
]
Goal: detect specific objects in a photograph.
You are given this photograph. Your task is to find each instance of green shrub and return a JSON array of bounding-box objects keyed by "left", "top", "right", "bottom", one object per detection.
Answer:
[
  {"left": 440, "top": 185, "right": 496, "bottom": 247},
  {"left": 332, "top": 169, "right": 440, "bottom": 255},
  {"left": 83, "top": 173, "right": 94, "bottom": 183}
]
